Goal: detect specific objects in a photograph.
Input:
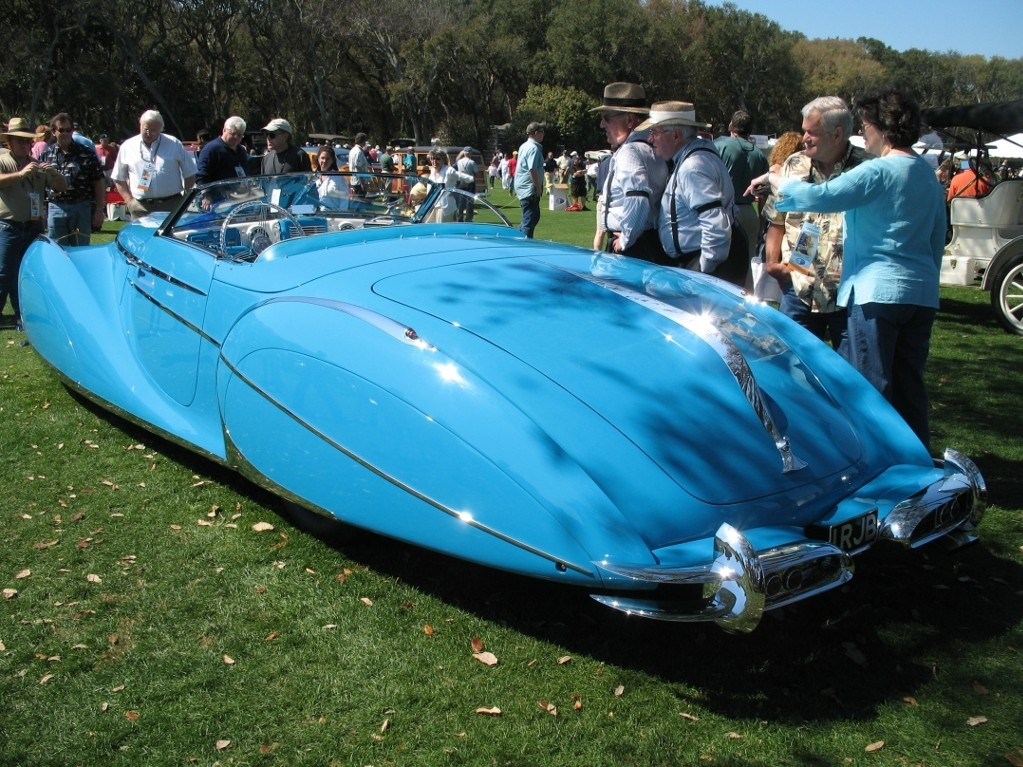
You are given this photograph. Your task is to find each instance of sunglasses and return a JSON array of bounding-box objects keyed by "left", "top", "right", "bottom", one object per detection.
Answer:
[
  {"left": 55, "top": 128, "right": 73, "bottom": 133},
  {"left": 266, "top": 131, "right": 281, "bottom": 138}
]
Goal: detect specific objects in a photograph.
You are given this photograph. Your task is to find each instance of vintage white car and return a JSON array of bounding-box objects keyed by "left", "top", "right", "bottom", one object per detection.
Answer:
[{"left": 925, "top": 99, "right": 1023, "bottom": 335}]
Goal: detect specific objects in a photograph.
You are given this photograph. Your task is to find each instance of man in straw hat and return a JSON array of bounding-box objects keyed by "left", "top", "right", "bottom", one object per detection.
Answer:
[
  {"left": 590, "top": 82, "right": 667, "bottom": 261},
  {"left": 641, "top": 100, "right": 746, "bottom": 285},
  {"left": 1, "top": 117, "right": 68, "bottom": 329}
]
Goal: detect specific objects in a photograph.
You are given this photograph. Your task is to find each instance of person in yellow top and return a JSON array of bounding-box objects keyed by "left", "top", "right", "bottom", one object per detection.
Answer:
[{"left": 1, "top": 117, "right": 67, "bottom": 330}]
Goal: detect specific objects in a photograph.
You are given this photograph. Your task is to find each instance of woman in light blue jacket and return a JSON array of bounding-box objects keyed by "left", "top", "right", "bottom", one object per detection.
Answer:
[{"left": 751, "top": 86, "right": 946, "bottom": 450}]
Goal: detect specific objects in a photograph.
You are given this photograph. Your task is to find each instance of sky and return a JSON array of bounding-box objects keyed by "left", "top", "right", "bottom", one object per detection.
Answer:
[{"left": 701, "top": 0, "right": 1021, "bottom": 59}]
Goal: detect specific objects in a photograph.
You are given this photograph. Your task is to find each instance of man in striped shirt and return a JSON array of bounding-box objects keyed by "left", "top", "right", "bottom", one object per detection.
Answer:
[{"left": 590, "top": 82, "right": 668, "bottom": 261}]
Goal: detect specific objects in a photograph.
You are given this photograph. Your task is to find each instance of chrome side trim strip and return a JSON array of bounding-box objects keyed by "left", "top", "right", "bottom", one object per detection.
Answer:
[
  {"left": 558, "top": 262, "right": 807, "bottom": 474},
  {"left": 219, "top": 353, "right": 593, "bottom": 577},
  {"left": 257, "top": 296, "right": 436, "bottom": 349},
  {"left": 129, "top": 281, "right": 221, "bottom": 347},
  {"left": 117, "top": 239, "right": 207, "bottom": 296}
]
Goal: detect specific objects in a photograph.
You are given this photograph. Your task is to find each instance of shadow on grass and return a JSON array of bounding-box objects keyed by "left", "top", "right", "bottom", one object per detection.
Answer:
[{"left": 70, "top": 389, "right": 1023, "bottom": 728}]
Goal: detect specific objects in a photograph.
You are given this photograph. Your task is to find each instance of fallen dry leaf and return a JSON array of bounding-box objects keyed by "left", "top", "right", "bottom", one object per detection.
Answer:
[
  {"left": 1004, "top": 751, "right": 1023, "bottom": 767},
  {"left": 215, "top": 739, "right": 231, "bottom": 751},
  {"left": 470, "top": 637, "right": 484, "bottom": 653},
  {"left": 100, "top": 702, "right": 110, "bottom": 712},
  {"left": 680, "top": 712, "right": 700, "bottom": 722},
  {"left": 573, "top": 699, "right": 583, "bottom": 711},
  {"left": 15, "top": 569, "right": 31, "bottom": 580},
  {"left": 360, "top": 597, "right": 373, "bottom": 606},
  {"left": 613, "top": 685, "right": 625, "bottom": 697},
  {"left": 903, "top": 696, "right": 919, "bottom": 706},
  {"left": 251, "top": 521, "right": 274, "bottom": 532},
  {"left": 380, "top": 719, "right": 391, "bottom": 733},
  {"left": 125, "top": 710, "right": 139, "bottom": 721},
  {"left": 223, "top": 655, "right": 235, "bottom": 666},
  {"left": 475, "top": 706, "right": 502, "bottom": 716},
  {"left": 865, "top": 741, "right": 885, "bottom": 753},
  {"left": 86, "top": 574, "right": 102, "bottom": 584},
  {"left": 724, "top": 732, "right": 742, "bottom": 740},
  {"left": 557, "top": 655, "right": 573, "bottom": 665},
  {"left": 972, "top": 681, "right": 990, "bottom": 695},
  {"left": 3, "top": 589, "right": 17, "bottom": 600},
  {"left": 423, "top": 625, "right": 435, "bottom": 636},
  {"left": 0, "top": 640, "right": 5, "bottom": 651},
  {"left": 265, "top": 632, "right": 280, "bottom": 642},
  {"left": 112, "top": 684, "right": 125, "bottom": 692},
  {"left": 39, "top": 673, "right": 54, "bottom": 685},
  {"left": 967, "top": 715, "right": 988, "bottom": 727},
  {"left": 537, "top": 701, "right": 558, "bottom": 716},
  {"left": 473, "top": 651, "right": 499, "bottom": 667}
]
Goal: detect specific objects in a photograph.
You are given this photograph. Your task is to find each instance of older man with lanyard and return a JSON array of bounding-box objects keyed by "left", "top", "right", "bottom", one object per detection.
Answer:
[
  {"left": 591, "top": 82, "right": 667, "bottom": 261},
  {"left": 761, "top": 96, "right": 869, "bottom": 351},
  {"left": 112, "top": 110, "right": 195, "bottom": 220},
  {"left": 643, "top": 101, "right": 746, "bottom": 285}
]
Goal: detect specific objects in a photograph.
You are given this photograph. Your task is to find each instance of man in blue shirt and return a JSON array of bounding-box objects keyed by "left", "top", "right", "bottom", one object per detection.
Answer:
[
  {"left": 514, "top": 122, "right": 545, "bottom": 238},
  {"left": 196, "top": 116, "right": 249, "bottom": 209}
]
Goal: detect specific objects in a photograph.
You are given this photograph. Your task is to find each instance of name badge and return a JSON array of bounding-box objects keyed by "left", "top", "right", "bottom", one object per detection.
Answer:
[
  {"left": 137, "top": 162, "right": 156, "bottom": 193},
  {"left": 29, "top": 192, "right": 42, "bottom": 221}
]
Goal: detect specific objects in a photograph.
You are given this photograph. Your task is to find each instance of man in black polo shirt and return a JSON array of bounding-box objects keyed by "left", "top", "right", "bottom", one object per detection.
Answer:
[{"left": 41, "top": 112, "right": 106, "bottom": 246}]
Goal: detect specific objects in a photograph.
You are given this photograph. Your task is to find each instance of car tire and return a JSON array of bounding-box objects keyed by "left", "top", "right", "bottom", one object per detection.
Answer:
[{"left": 990, "top": 254, "right": 1023, "bottom": 335}]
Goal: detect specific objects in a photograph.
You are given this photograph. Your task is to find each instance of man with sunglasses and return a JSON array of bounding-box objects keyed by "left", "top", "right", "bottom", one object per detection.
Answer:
[
  {"left": 261, "top": 118, "right": 310, "bottom": 175},
  {"left": 40, "top": 112, "right": 106, "bottom": 246},
  {"left": 1, "top": 117, "right": 67, "bottom": 329}
]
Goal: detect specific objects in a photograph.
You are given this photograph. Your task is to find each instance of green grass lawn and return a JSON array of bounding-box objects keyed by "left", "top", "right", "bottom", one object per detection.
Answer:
[{"left": 1, "top": 211, "right": 1021, "bottom": 767}]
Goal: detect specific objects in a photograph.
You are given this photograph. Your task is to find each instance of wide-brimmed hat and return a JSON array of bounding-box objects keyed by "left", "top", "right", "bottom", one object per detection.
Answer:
[
  {"left": 2, "top": 116, "right": 37, "bottom": 139},
  {"left": 588, "top": 82, "right": 649, "bottom": 115},
  {"left": 636, "top": 101, "right": 711, "bottom": 131},
  {"left": 263, "top": 118, "right": 293, "bottom": 134}
]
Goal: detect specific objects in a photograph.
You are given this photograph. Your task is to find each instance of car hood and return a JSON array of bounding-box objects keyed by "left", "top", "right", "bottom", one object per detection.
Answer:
[{"left": 371, "top": 247, "right": 863, "bottom": 508}]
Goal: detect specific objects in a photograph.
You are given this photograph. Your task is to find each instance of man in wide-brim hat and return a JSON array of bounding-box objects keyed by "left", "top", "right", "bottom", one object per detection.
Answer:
[
  {"left": 644, "top": 100, "right": 746, "bottom": 286},
  {"left": 1, "top": 116, "right": 67, "bottom": 330},
  {"left": 590, "top": 83, "right": 668, "bottom": 261}
]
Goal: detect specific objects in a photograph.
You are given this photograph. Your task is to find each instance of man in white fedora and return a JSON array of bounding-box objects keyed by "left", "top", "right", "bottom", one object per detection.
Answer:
[
  {"left": 590, "top": 82, "right": 667, "bottom": 261},
  {"left": 641, "top": 100, "right": 747, "bottom": 285}
]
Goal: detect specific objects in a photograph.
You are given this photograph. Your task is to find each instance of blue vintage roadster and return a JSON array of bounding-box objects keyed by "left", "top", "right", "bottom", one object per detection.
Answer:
[{"left": 19, "top": 171, "right": 986, "bottom": 632}]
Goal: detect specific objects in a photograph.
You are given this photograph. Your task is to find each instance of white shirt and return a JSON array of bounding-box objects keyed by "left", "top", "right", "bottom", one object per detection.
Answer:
[{"left": 112, "top": 133, "right": 196, "bottom": 199}]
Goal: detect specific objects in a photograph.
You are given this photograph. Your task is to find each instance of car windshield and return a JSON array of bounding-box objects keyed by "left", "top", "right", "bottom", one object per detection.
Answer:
[{"left": 162, "top": 171, "right": 510, "bottom": 261}]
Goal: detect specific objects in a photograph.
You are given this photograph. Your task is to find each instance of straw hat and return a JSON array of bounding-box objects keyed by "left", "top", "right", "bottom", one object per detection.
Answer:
[
  {"left": 2, "top": 116, "right": 37, "bottom": 139},
  {"left": 636, "top": 101, "right": 711, "bottom": 131},
  {"left": 588, "top": 82, "right": 650, "bottom": 115}
]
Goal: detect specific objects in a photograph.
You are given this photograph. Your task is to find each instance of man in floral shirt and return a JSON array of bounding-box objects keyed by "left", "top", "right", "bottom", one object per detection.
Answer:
[
  {"left": 41, "top": 112, "right": 106, "bottom": 245},
  {"left": 763, "top": 96, "right": 869, "bottom": 352}
]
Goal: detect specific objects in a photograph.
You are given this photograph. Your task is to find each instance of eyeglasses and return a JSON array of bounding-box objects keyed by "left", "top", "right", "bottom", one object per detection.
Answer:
[{"left": 55, "top": 127, "right": 73, "bottom": 133}]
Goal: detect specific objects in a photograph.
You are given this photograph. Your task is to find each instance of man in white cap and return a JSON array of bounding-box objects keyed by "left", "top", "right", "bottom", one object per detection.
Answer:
[
  {"left": 590, "top": 82, "right": 667, "bottom": 260},
  {"left": 642, "top": 100, "right": 746, "bottom": 285},
  {"left": 261, "top": 118, "right": 310, "bottom": 175}
]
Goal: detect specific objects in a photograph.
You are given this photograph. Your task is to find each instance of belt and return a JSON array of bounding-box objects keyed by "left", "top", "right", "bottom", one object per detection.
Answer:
[
  {"left": 0, "top": 219, "right": 41, "bottom": 228},
  {"left": 138, "top": 193, "right": 183, "bottom": 203}
]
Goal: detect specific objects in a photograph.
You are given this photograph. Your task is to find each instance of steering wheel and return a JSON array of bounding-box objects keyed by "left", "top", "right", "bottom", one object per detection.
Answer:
[
  {"left": 219, "top": 200, "right": 303, "bottom": 259},
  {"left": 968, "top": 155, "right": 998, "bottom": 191}
]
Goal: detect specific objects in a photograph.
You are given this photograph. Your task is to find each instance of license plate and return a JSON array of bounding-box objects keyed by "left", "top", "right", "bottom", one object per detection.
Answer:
[{"left": 828, "top": 508, "right": 879, "bottom": 552}]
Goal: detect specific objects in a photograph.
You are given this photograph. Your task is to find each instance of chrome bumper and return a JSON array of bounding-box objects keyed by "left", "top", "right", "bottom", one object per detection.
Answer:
[
  {"left": 591, "top": 448, "right": 986, "bottom": 633},
  {"left": 879, "top": 448, "right": 986, "bottom": 549},
  {"left": 592, "top": 524, "right": 854, "bottom": 633}
]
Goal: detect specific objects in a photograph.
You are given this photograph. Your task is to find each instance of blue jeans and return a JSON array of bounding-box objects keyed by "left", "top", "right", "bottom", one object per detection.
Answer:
[
  {"left": 519, "top": 195, "right": 540, "bottom": 238},
  {"left": 779, "top": 284, "right": 847, "bottom": 352},
  {"left": 0, "top": 219, "right": 45, "bottom": 320},
  {"left": 47, "top": 201, "right": 94, "bottom": 246},
  {"left": 845, "top": 300, "right": 937, "bottom": 450}
]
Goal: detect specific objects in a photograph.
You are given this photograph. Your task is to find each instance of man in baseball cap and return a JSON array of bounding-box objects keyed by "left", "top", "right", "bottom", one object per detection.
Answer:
[{"left": 261, "top": 117, "right": 310, "bottom": 174}]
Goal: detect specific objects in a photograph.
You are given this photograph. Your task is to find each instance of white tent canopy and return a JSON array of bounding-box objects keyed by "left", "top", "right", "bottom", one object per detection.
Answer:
[{"left": 986, "top": 133, "right": 1023, "bottom": 159}]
